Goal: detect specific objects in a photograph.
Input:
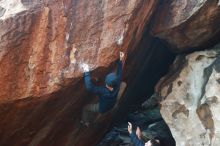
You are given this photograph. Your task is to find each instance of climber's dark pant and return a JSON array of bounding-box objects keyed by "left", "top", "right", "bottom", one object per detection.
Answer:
[
  {"left": 82, "top": 82, "right": 127, "bottom": 122},
  {"left": 82, "top": 103, "right": 99, "bottom": 122}
]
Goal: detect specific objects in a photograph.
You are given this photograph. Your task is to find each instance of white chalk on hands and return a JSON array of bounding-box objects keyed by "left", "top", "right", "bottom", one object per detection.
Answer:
[
  {"left": 80, "top": 63, "right": 89, "bottom": 72},
  {"left": 117, "top": 35, "right": 124, "bottom": 45},
  {"left": 117, "top": 30, "right": 124, "bottom": 45}
]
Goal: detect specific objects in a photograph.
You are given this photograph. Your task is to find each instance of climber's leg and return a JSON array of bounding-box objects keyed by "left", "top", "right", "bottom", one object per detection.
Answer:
[{"left": 81, "top": 103, "right": 99, "bottom": 126}]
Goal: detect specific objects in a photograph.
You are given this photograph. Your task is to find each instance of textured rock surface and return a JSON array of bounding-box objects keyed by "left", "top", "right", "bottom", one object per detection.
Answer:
[
  {"left": 151, "top": 0, "right": 220, "bottom": 52},
  {"left": 0, "top": 0, "right": 157, "bottom": 101},
  {"left": 0, "top": 0, "right": 158, "bottom": 146},
  {"left": 156, "top": 44, "right": 220, "bottom": 146}
]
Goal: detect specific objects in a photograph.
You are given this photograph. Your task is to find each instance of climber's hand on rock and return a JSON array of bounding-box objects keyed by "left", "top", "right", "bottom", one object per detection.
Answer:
[
  {"left": 128, "top": 122, "right": 132, "bottom": 134},
  {"left": 120, "top": 51, "right": 125, "bottom": 61},
  {"left": 81, "top": 63, "right": 89, "bottom": 72},
  {"left": 117, "top": 36, "right": 123, "bottom": 45}
]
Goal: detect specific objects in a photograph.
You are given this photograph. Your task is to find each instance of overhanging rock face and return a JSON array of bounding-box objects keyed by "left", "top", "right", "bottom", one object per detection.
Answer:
[
  {"left": 0, "top": 0, "right": 157, "bottom": 101},
  {"left": 0, "top": 0, "right": 158, "bottom": 146},
  {"left": 151, "top": 0, "right": 220, "bottom": 52},
  {"left": 156, "top": 44, "right": 220, "bottom": 146}
]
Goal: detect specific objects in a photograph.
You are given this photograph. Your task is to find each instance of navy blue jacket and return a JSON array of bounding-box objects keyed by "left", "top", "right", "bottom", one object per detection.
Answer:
[
  {"left": 83, "top": 60, "right": 122, "bottom": 113},
  {"left": 130, "top": 132, "right": 144, "bottom": 146}
]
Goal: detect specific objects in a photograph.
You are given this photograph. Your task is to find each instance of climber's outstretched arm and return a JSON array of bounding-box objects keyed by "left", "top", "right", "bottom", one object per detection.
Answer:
[
  {"left": 81, "top": 63, "right": 103, "bottom": 94},
  {"left": 84, "top": 71, "right": 102, "bottom": 94}
]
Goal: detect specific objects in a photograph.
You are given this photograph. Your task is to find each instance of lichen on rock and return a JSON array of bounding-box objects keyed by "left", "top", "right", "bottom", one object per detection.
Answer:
[{"left": 156, "top": 44, "right": 220, "bottom": 146}]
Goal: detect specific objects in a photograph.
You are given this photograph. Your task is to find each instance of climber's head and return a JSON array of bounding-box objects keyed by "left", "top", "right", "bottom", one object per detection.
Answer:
[
  {"left": 145, "top": 139, "right": 160, "bottom": 146},
  {"left": 105, "top": 72, "right": 117, "bottom": 90}
]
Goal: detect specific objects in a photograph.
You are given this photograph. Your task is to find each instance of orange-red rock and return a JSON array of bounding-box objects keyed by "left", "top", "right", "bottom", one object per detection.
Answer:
[
  {"left": 151, "top": 0, "right": 220, "bottom": 52},
  {"left": 0, "top": 0, "right": 158, "bottom": 145}
]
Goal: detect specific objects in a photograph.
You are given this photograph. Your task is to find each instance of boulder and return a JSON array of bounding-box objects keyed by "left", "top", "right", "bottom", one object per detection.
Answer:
[
  {"left": 156, "top": 43, "right": 220, "bottom": 146},
  {"left": 151, "top": 0, "right": 220, "bottom": 52},
  {"left": 0, "top": 0, "right": 158, "bottom": 146}
]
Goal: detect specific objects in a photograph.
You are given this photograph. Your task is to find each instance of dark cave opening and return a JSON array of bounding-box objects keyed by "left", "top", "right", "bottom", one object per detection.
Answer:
[
  {"left": 115, "top": 33, "right": 175, "bottom": 118},
  {"left": 98, "top": 30, "right": 176, "bottom": 146}
]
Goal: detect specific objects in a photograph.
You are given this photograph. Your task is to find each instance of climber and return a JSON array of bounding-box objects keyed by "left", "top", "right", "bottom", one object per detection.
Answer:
[
  {"left": 81, "top": 51, "right": 126, "bottom": 127},
  {"left": 128, "top": 122, "right": 160, "bottom": 146}
]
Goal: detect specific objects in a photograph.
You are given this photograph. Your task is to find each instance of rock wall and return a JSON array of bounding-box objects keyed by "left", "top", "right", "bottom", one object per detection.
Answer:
[
  {"left": 0, "top": 0, "right": 158, "bottom": 102},
  {"left": 156, "top": 44, "right": 220, "bottom": 146},
  {"left": 0, "top": 0, "right": 159, "bottom": 146},
  {"left": 2, "top": 0, "right": 220, "bottom": 146},
  {"left": 151, "top": 1, "right": 220, "bottom": 145},
  {"left": 151, "top": 0, "right": 220, "bottom": 52}
]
